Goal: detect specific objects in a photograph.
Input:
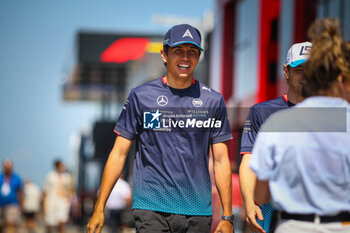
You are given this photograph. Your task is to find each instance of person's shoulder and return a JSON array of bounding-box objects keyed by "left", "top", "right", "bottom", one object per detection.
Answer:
[
  {"left": 252, "top": 96, "right": 287, "bottom": 109},
  {"left": 247, "top": 96, "right": 288, "bottom": 121},
  {"left": 10, "top": 173, "right": 23, "bottom": 186},
  {"left": 132, "top": 78, "right": 162, "bottom": 93},
  {"left": 46, "top": 171, "right": 56, "bottom": 180},
  {"left": 259, "top": 106, "right": 296, "bottom": 132},
  {"left": 264, "top": 107, "right": 290, "bottom": 122},
  {"left": 12, "top": 173, "right": 22, "bottom": 181},
  {"left": 30, "top": 183, "right": 41, "bottom": 191},
  {"left": 197, "top": 81, "right": 224, "bottom": 101}
]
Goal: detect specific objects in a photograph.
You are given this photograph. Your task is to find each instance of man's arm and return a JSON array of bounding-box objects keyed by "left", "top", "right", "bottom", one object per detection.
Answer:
[
  {"left": 239, "top": 154, "right": 265, "bottom": 233},
  {"left": 254, "top": 179, "right": 270, "bottom": 205},
  {"left": 17, "top": 184, "right": 24, "bottom": 212},
  {"left": 87, "top": 136, "right": 132, "bottom": 233},
  {"left": 212, "top": 142, "right": 234, "bottom": 233}
]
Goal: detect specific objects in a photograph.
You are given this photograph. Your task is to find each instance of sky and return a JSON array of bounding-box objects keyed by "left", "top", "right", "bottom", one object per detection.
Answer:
[{"left": 0, "top": 0, "right": 214, "bottom": 187}]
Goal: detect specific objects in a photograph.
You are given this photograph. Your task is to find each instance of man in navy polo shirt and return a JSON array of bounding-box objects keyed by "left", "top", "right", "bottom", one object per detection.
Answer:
[
  {"left": 87, "top": 24, "right": 234, "bottom": 233},
  {"left": 239, "top": 42, "right": 312, "bottom": 233}
]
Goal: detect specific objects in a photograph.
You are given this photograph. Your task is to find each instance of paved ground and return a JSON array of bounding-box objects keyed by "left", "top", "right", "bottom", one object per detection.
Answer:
[{"left": 16, "top": 219, "right": 135, "bottom": 233}]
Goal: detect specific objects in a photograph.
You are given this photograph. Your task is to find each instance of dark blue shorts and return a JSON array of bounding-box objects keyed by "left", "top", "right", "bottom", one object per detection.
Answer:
[{"left": 132, "top": 209, "right": 212, "bottom": 233}]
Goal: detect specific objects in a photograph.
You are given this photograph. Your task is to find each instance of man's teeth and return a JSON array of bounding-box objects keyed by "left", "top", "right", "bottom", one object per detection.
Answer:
[{"left": 178, "top": 64, "right": 190, "bottom": 68}]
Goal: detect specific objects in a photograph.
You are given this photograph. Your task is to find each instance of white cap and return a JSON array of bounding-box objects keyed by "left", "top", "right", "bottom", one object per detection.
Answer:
[{"left": 286, "top": 42, "right": 312, "bottom": 67}]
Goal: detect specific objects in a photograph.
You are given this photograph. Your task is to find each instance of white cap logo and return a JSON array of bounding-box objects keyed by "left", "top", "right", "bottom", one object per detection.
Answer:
[{"left": 182, "top": 29, "right": 193, "bottom": 39}]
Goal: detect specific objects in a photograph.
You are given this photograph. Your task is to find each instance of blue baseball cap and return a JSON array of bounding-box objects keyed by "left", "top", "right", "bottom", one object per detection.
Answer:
[{"left": 163, "top": 24, "right": 203, "bottom": 51}]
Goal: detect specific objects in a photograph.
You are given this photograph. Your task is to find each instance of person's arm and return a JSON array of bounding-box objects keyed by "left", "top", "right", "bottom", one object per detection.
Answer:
[
  {"left": 254, "top": 179, "right": 270, "bottom": 205},
  {"left": 87, "top": 136, "right": 132, "bottom": 233},
  {"left": 212, "top": 142, "right": 234, "bottom": 233},
  {"left": 239, "top": 154, "right": 265, "bottom": 233},
  {"left": 42, "top": 180, "right": 47, "bottom": 215},
  {"left": 17, "top": 183, "right": 24, "bottom": 213}
]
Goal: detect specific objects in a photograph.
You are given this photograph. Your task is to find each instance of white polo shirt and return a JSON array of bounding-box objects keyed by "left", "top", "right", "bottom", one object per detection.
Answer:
[{"left": 250, "top": 96, "right": 350, "bottom": 215}]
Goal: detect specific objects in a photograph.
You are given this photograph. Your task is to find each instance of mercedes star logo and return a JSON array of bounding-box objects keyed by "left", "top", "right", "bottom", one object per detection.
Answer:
[{"left": 157, "top": 95, "right": 168, "bottom": 106}]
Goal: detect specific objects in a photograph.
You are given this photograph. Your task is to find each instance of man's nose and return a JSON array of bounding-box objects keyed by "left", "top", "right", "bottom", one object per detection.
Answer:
[{"left": 182, "top": 51, "right": 191, "bottom": 59}]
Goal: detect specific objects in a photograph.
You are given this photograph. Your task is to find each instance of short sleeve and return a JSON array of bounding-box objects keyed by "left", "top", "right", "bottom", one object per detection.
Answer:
[
  {"left": 114, "top": 89, "right": 141, "bottom": 140},
  {"left": 240, "top": 107, "right": 261, "bottom": 154},
  {"left": 16, "top": 175, "right": 23, "bottom": 191},
  {"left": 210, "top": 96, "right": 232, "bottom": 144},
  {"left": 249, "top": 122, "right": 277, "bottom": 181}
]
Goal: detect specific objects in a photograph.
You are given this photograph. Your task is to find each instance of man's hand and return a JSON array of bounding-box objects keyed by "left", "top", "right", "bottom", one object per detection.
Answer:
[
  {"left": 87, "top": 210, "right": 104, "bottom": 233},
  {"left": 245, "top": 203, "right": 265, "bottom": 233},
  {"left": 86, "top": 136, "right": 132, "bottom": 233},
  {"left": 214, "top": 220, "right": 234, "bottom": 233}
]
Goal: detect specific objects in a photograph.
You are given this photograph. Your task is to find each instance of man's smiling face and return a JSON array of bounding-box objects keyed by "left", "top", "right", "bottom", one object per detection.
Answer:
[{"left": 161, "top": 43, "right": 201, "bottom": 80}]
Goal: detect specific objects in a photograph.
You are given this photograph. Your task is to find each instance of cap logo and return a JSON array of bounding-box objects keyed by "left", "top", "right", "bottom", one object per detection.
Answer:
[
  {"left": 299, "top": 45, "right": 312, "bottom": 55},
  {"left": 182, "top": 29, "right": 193, "bottom": 39}
]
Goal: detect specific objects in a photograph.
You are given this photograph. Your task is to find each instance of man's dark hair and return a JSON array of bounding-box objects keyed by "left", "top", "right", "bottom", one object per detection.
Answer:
[
  {"left": 54, "top": 159, "right": 62, "bottom": 168},
  {"left": 163, "top": 45, "right": 169, "bottom": 55},
  {"left": 163, "top": 45, "right": 169, "bottom": 67}
]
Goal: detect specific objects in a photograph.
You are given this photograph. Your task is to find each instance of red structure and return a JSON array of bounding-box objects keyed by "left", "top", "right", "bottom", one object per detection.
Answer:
[
  {"left": 211, "top": 0, "right": 319, "bottom": 165},
  {"left": 221, "top": 1, "right": 236, "bottom": 102},
  {"left": 257, "top": 0, "right": 280, "bottom": 103}
]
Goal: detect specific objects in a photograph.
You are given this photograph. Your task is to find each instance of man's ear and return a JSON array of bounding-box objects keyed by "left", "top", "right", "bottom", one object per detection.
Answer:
[
  {"left": 337, "top": 74, "right": 344, "bottom": 83},
  {"left": 283, "top": 65, "right": 289, "bottom": 81},
  {"left": 337, "top": 74, "right": 348, "bottom": 98},
  {"left": 161, "top": 49, "right": 167, "bottom": 63},
  {"left": 337, "top": 74, "right": 345, "bottom": 90}
]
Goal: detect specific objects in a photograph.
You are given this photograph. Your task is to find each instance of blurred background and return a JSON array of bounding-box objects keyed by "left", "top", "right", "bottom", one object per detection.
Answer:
[{"left": 0, "top": 0, "right": 349, "bottom": 232}]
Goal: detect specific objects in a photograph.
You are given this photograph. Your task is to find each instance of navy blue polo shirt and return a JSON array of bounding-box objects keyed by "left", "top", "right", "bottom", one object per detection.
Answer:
[
  {"left": 115, "top": 77, "right": 232, "bottom": 216},
  {"left": 241, "top": 95, "right": 294, "bottom": 154},
  {"left": 240, "top": 94, "right": 294, "bottom": 232}
]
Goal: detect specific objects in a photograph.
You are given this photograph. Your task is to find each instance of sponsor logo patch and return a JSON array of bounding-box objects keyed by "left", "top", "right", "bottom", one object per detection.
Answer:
[
  {"left": 192, "top": 98, "right": 203, "bottom": 107},
  {"left": 143, "top": 110, "right": 162, "bottom": 129},
  {"left": 157, "top": 95, "right": 168, "bottom": 106}
]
